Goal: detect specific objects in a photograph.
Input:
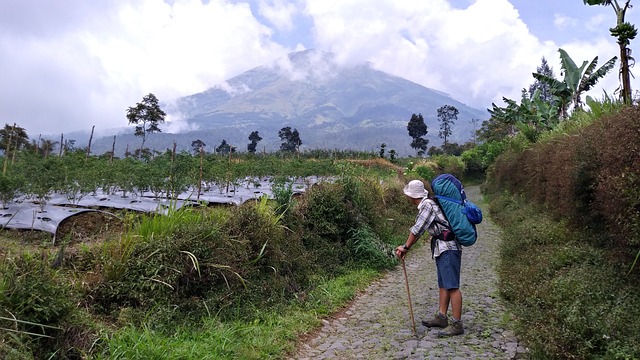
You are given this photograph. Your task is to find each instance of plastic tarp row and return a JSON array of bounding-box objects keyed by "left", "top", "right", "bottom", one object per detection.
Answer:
[{"left": 0, "top": 176, "right": 321, "bottom": 235}]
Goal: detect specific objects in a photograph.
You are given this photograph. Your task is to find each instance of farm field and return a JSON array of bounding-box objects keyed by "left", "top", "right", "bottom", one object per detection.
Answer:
[{"left": 0, "top": 152, "right": 416, "bottom": 359}]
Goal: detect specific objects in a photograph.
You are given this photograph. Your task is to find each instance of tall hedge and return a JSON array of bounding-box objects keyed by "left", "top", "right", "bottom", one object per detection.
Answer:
[{"left": 487, "top": 106, "right": 640, "bottom": 252}]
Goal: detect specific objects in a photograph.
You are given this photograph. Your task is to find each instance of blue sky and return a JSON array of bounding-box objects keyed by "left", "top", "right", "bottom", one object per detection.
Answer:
[{"left": 0, "top": 0, "right": 637, "bottom": 136}]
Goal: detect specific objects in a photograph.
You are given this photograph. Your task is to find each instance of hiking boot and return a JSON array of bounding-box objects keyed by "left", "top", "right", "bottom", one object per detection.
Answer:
[
  {"left": 437, "top": 319, "right": 464, "bottom": 337},
  {"left": 421, "top": 313, "right": 448, "bottom": 328}
]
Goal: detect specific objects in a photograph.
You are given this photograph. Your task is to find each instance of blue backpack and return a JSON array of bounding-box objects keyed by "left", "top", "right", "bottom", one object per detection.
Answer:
[{"left": 431, "top": 174, "right": 482, "bottom": 246}]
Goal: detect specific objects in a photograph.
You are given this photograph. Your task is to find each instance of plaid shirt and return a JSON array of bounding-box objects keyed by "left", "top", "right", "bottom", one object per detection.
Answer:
[{"left": 410, "top": 197, "right": 461, "bottom": 258}]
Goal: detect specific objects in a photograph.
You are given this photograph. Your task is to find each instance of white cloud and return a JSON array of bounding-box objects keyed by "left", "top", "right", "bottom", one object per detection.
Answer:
[
  {"left": 584, "top": 14, "right": 609, "bottom": 32},
  {"left": 87, "top": 0, "right": 291, "bottom": 101},
  {"left": 303, "top": 0, "right": 556, "bottom": 110},
  {"left": 1, "top": 0, "right": 293, "bottom": 135},
  {"left": 554, "top": 14, "right": 579, "bottom": 31},
  {"left": 258, "top": 0, "right": 299, "bottom": 31},
  {"left": 0, "top": 0, "right": 633, "bottom": 137}
]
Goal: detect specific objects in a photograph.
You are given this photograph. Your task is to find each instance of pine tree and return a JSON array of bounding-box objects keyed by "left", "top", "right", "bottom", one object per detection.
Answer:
[
  {"left": 528, "top": 57, "right": 555, "bottom": 104},
  {"left": 407, "top": 113, "right": 428, "bottom": 156},
  {"left": 247, "top": 131, "right": 263, "bottom": 153}
]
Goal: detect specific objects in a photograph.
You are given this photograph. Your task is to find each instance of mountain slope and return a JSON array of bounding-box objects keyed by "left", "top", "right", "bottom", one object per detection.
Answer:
[
  {"left": 166, "top": 49, "right": 487, "bottom": 155},
  {"left": 82, "top": 50, "right": 487, "bottom": 156}
]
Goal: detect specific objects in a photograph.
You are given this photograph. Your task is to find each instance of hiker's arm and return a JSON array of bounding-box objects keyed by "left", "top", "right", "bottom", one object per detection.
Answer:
[{"left": 396, "top": 232, "right": 419, "bottom": 259}]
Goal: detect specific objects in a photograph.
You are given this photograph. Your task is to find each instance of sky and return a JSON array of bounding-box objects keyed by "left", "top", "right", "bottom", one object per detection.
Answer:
[{"left": 1, "top": 0, "right": 637, "bottom": 137}]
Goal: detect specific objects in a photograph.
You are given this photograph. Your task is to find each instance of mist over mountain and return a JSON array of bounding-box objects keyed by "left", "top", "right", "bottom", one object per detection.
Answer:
[{"left": 80, "top": 49, "right": 488, "bottom": 156}]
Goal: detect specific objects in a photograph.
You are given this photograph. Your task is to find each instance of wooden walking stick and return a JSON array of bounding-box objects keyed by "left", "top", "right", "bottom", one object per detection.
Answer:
[{"left": 401, "top": 257, "right": 416, "bottom": 335}]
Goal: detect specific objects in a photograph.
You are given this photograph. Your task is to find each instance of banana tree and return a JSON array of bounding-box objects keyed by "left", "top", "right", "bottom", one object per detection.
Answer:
[
  {"left": 583, "top": 0, "right": 637, "bottom": 104},
  {"left": 490, "top": 89, "right": 560, "bottom": 142},
  {"left": 488, "top": 98, "right": 520, "bottom": 136},
  {"left": 530, "top": 89, "right": 560, "bottom": 129},
  {"left": 533, "top": 48, "right": 617, "bottom": 118}
]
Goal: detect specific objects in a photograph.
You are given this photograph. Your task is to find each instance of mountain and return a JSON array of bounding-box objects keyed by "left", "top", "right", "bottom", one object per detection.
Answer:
[{"left": 86, "top": 49, "right": 488, "bottom": 156}]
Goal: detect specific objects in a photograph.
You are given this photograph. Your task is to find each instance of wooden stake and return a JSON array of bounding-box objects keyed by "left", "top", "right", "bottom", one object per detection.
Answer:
[
  {"left": 86, "top": 125, "right": 95, "bottom": 159},
  {"left": 110, "top": 135, "right": 116, "bottom": 164},
  {"left": 59, "top": 133, "right": 64, "bottom": 157},
  {"left": 198, "top": 146, "right": 203, "bottom": 200}
]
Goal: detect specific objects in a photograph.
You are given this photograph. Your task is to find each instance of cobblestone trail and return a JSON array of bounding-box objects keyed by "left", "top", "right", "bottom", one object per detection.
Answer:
[{"left": 289, "top": 186, "right": 529, "bottom": 359}]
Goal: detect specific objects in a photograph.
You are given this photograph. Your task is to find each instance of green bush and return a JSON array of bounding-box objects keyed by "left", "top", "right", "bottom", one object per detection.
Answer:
[
  {"left": 431, "top": 155, "right": 465, "bottom": 178},
  {"left": 488, "top": 184, "right": 640, "bottom": 359},
  {"left": 414, "top": 165, "right": 436, "bottom": 182},
  {"left": 0, "top": 253, "right": 74, "bottom": 329},
  {"left": 346, "top": 227, "right": 396, "bottom": 269},
  {"left": 0, "top": 252, "right": 78, "bottom": 359}
]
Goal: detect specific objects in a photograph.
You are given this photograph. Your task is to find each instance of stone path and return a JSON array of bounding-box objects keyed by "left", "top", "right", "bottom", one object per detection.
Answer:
[{"left": 288, "top": 186, "right": 529, "bottom": 359}]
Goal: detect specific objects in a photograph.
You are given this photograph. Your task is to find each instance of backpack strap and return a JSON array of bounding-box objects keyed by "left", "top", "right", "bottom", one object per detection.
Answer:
[
  {"left": 431, "top": 197, "right": 460, "bottom": 246},
  {"left": 430, "top": 197, "right": 452, "bottom": 234}
]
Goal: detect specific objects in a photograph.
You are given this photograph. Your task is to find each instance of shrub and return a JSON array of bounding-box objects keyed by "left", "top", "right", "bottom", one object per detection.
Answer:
[
  {"left": 431, "top": 155, "right": 465, "bottom": 178},
  {"left": 488, "top": 190, "right": 640, "bottom": 359},
  {"left": 0, "top": 252, "right": 74, "bottom": 329},
  {"left": 0, "top": 252, "right": 78, "bottom": 359},
  {"left": 346, "top": 227, "right": 396, "bottom": 269},
  {"left": 414, "top": 164, "right": 436, "bottom": 182}
]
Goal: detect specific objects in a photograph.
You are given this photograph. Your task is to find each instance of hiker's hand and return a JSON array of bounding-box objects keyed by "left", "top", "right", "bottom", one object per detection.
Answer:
[{"left": 396, "top": 245, "right": 408, "bottom": 259}]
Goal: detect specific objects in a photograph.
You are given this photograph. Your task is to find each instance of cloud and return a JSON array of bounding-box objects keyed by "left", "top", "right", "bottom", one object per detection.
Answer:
[
  {"left": 0, "top": 0, "right": 632, "bottom": 137},
  {"left": 1, "top": 0, "right": 292, "bottom": 136},
  {"left": 584, "top": 14, "right": 609, "bottom": 32},
  {"left": 554, "top": 14, "right": 579, "bottom": 31},
  {"left": 258, "top": 0, "right": 299, "bottom": 31},
  {"left": 303, "top": 0, "right": 556, "bottom": 110}
]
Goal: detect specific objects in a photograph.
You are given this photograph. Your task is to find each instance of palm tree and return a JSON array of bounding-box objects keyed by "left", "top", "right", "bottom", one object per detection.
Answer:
[
  {"left": 583, "top": 0, "right": 637, "bottom": 104},
  {"left": 532, "top": 48, "right": 617, "bottom": 118}
]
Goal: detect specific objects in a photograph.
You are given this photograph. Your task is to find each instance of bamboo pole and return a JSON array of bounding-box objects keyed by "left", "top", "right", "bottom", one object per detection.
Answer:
[
  {"left": 198, "top": 146, "right": 203, "bottom": 200},
  {"left": 10, "top": 124, "right": 18, "bottom": 166}
]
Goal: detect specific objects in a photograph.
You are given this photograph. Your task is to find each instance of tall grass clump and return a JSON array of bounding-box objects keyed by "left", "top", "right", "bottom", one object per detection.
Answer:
[
  {"left": 487, "top": 105, "right": 640, "bottom": 251},
  {"left": 0, "top": 251, "right": 90, "bottom": 359}
]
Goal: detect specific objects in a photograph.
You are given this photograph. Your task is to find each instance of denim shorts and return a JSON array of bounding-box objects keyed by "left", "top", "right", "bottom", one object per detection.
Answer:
[{"left": 436, "top": 250, "right": 461, "bottom": 290}]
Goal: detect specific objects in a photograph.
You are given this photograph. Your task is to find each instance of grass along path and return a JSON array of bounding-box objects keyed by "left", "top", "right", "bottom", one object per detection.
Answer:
[{"left": 287, "top": 186, "right": 529, "bottom": 359}]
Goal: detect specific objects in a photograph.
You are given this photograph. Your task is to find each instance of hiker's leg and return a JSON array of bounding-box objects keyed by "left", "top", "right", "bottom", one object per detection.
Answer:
[
  {"left": 437, "top": 250, "right": 462, "bottom": 318},
  {"left": 438, "top": 288, "right": 449, "bottom": 316},
  {"left": 449, "top": 288, "right": 462, "bottom": 320}
]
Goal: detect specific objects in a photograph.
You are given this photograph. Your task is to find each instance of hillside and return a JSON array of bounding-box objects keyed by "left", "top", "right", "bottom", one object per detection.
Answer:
[{"left": 74, "top": 50, "right": 487, "bottom": 156}]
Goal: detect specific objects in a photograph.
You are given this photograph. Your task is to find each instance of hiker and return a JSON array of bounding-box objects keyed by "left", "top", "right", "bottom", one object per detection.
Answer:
[{"left": 395, "top": 179, "right": 464, "bottom": 336}]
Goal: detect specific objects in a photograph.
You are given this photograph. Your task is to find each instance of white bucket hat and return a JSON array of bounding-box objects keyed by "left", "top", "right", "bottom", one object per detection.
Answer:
[{"left": 403, "top": 180, "right": 428, "bottom": 199}]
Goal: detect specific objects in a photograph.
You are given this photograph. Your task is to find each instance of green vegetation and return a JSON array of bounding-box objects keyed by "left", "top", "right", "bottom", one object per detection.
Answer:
[
  {"left": 486, "top": 191, "right": 640, "bottom": 359},
  {"left": 0, "top": 154, "right": 417, "bottom": 359},
  {"left": 1, "top": 27, "right": 638, "bottom": 358},
  {"left": 484, "top": 100, "right": 640, "bottom": 358}
]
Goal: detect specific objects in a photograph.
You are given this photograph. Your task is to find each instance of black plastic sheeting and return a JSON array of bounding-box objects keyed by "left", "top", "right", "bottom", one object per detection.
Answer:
[{"left": 1, "top": 176, "right": 320, "bottom": 235}]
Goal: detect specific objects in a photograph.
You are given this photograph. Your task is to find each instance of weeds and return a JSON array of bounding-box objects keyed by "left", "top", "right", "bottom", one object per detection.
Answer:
[
  {"left": 1, "top": 164, "right": 413, "bottom": 359},
  {"left": 488, "top": 190, "right": 640, "bottom": 358}
]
